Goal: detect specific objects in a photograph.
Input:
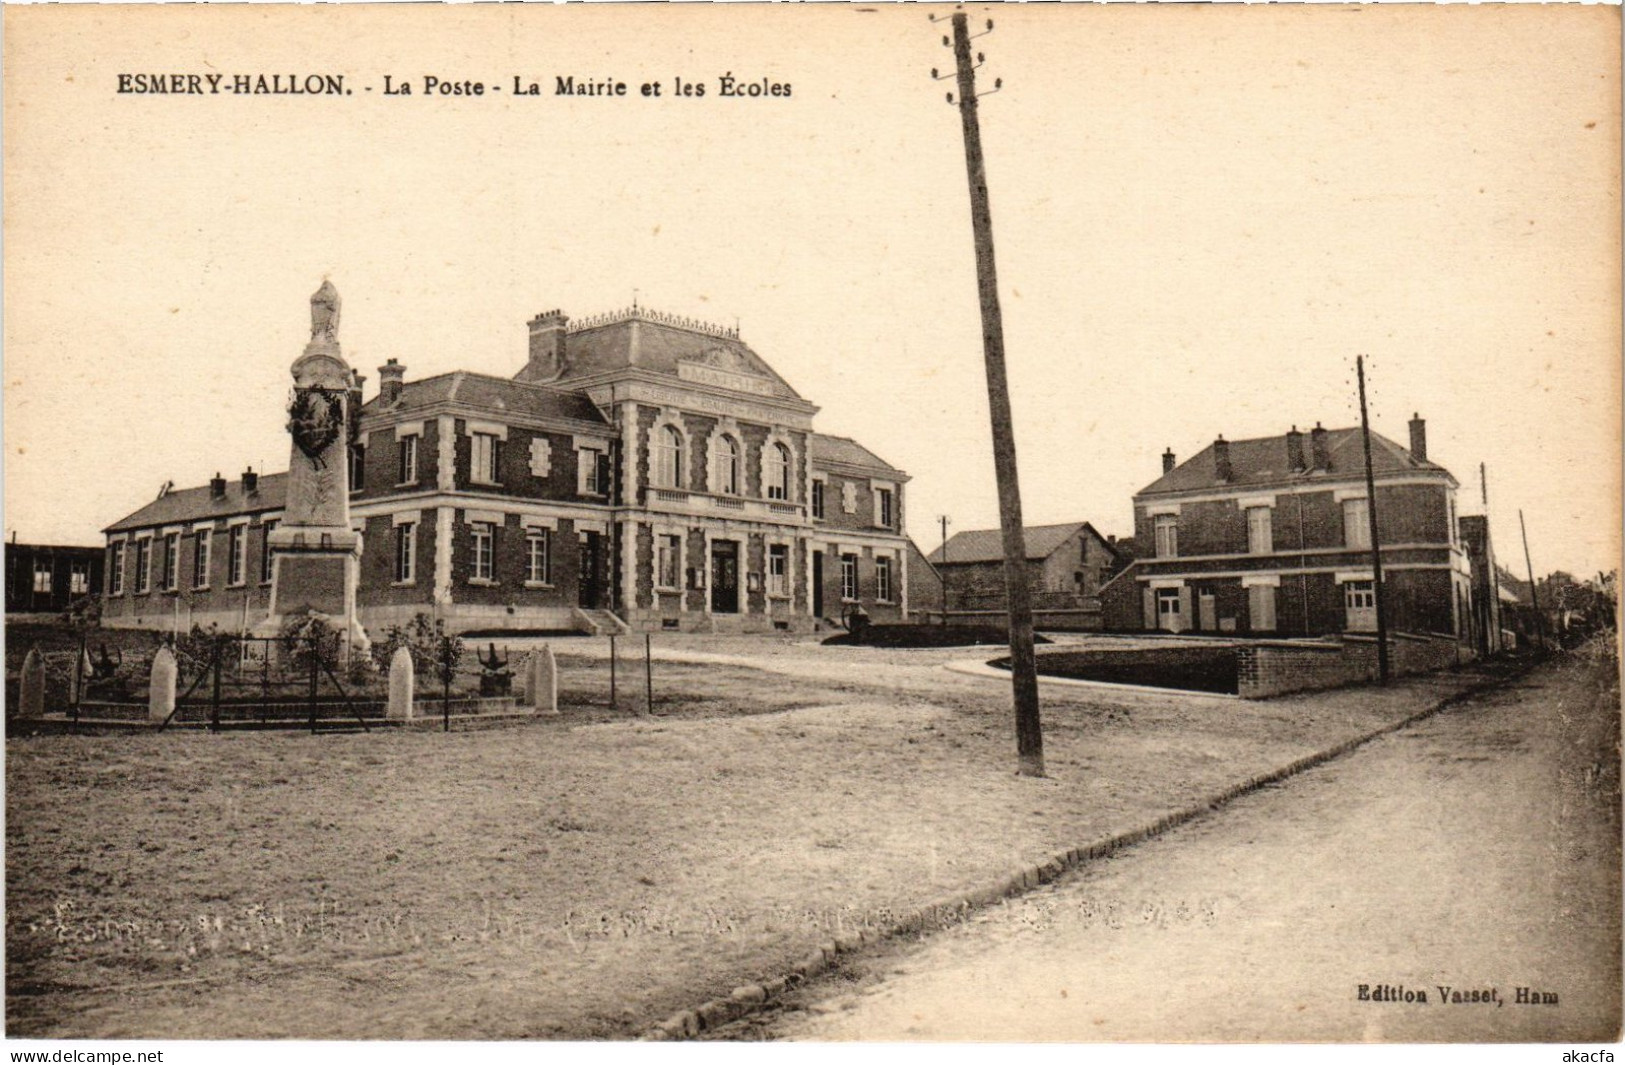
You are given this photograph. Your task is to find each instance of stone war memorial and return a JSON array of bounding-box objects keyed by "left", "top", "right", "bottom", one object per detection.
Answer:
[{"left": 254, "top": 280, "right": 370, "bottom": 660}]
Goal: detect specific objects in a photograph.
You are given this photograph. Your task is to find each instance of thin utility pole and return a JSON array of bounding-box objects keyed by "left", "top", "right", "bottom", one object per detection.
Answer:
[
  {"left": 1519, "top": 508, "right": 1544, "bottom": 647},
  {"left": 1356, "top": 355, "right": 1390, "bottom": 684},
  {"left": 938, "top": 514, "right": 951, "bottom": 625},
  {"left": 943, "top": 11, "right": 1043, "bottom": 776}
]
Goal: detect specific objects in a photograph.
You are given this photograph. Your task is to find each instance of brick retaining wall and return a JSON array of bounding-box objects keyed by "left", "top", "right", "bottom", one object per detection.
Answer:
[{"left": 1237, "top": 632, "right": 1464, "bottom": 698}]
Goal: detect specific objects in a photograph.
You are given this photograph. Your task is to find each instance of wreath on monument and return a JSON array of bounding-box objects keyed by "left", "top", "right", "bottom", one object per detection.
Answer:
[{"left": 286, "top": 387, "right": 345, "bottom": 465}]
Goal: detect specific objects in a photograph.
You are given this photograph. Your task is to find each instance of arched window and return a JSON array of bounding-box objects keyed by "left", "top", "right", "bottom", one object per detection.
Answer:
[
  {"left": 654, "top": 425, "right": 684, "bottom": 488},
  {"left": 767, "top": 442, "right": 792, "bottom": 500},
  {"left": 716, "top": 435, "right": 741, "bottom": 495}
]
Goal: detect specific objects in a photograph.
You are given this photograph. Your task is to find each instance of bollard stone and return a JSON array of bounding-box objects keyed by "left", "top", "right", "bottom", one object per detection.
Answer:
[
  {"left": 530, "top": 644, "right": 559, "bottom": 715},
  {"left": 148, "top": 646, "right": 177, "bottom": 724},
  {"left": 386, "top": 646, "right": 414, "bottom": 720},
  {"left": 17, "top": 648, "right": 45, "bottom": 720}
]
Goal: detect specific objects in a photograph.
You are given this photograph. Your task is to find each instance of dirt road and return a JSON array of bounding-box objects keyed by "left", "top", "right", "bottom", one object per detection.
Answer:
[{"left": 734, "top": 651, "right": 1622, "bottom": 1042}]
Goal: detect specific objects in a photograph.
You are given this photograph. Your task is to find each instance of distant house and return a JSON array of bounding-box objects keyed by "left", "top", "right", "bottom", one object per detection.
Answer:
[
  {"left": 4, "top": 541, "right": 103, "bottom": 616},
  {"left": 927, "top": 521, "right": 1124, "bottom": 629},
  {"left": 1456, "top": 515, "right": 1507, "bottom": 655},
  {"left": 1101, "top": 416, "right": 1476, "bottom": 642}
]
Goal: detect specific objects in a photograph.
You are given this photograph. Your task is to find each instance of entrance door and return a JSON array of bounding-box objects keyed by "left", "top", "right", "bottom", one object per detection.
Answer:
[
  {"left": 1344, "top": 580, "right": 1377, "bottom": 632},
  {"left": 578, "top": 533, "right": 601, "bottom": 609},
  {"left": 711, "top": 540, "right": 739, "bottom": 614},
  {"left": 812, "top": 550, "right": 824, "bottom": 618}
]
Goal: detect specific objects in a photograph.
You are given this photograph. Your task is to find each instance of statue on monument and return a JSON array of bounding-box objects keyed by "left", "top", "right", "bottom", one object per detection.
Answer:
[{"left": 310, "top": 279, "right": 341, "bottom": 345}]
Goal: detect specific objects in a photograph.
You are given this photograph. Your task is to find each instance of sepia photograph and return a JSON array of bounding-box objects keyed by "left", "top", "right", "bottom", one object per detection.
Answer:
[{"left": 3, "top": 1, "right": 1620, "bottom": 1055}]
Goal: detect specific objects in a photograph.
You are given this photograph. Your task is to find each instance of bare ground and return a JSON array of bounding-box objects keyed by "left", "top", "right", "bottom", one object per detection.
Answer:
[{"left": 6, "top": 634, "right": 1519, "bottom": 1039}]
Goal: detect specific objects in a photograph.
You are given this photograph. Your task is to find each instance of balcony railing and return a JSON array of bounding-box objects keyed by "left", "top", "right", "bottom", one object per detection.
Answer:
[{"left": 640, "top": 487, "right": 806, "bottom": 522}]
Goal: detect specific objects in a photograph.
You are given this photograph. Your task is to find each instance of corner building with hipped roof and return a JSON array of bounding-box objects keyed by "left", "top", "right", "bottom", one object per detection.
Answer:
[
  {"left": 100, "top": 299, "right": 914, "bottom": 636},
  {"left": 1100, "top": 417, "right": 1479, "bottom": 646}
]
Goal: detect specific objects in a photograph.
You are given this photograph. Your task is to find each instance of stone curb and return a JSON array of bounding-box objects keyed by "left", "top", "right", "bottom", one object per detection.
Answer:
[{"left": 638, "top": 667, "right": 1526, "bottom": 1041}]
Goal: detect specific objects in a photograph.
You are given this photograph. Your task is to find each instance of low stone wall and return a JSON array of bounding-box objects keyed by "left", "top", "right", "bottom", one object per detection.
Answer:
[{"left": 1237, "top": 632, "right": 1465, "bottom": 698}]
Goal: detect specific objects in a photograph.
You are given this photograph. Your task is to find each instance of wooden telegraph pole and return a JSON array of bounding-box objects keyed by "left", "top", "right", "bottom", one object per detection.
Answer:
[
  {"left": 938, "top": 514, "right": 951, "bottom": 625},
  {"left": 1519, "top": 509, "right": 1544, "bottom": 647},
  {"left": 939, "top": 12, "right": 1043, "bottom": 776},
  {"left": 1356, "top": 355, "right": 1390, "bottom": 684}
]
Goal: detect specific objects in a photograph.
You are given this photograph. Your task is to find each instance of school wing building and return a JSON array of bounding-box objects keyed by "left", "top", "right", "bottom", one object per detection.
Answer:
[
  {"left": 1100, "top": 417, "right": 1479, "bottom": 645},
  {"left": 101, "top": 303, "right": 914, "bottom": 636}
]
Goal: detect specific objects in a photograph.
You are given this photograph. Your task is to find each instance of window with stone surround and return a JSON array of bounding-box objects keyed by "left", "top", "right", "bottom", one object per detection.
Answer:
[
  {"left": 714, "top": 435, "right": 741, "bottom": 496},
  {"left": 1343, "top": 498, "right": 1371, "bottom": 550},
  {"left": 840, "top": 553, "right": 858, "bottom": 602},
  {"left": 654, "top": 426, "right": 684, "bottom": 489},
  {"left": 193, "top": 529, "right": 211, "bottom": 589},
  {"left": 875, "top": 487, "right": 894, "bottom": 529},
  {"left": 261, "top": 521, "right": 277, "bottom": 584},
  {"left": 578, "top": 445, "right": 608, "bottom": 496},
  {"left": 875, "top": 555, "right": 893, "bottom": 602},
  {"left": 162, "top": 533, "right": 180, "bottom": 591},
  {"left": 767, "top": 443, "right": 792, "bottom": 500},
  {"left": 349, "top": 443, "right": 366, "bottom": 492},
  {"left": 657, "top": 534, "right": 681, "bottom": 590},
  {"left": 1154, "top": 514, "right": 1179, "bottom": 559},
  {"left": 767, "top": 543, "right": 788, "bottom": 597},
  {"left": 227, "top": 526, "right": 246, "bottom": 587},
  {"left": 526, "top": 528, "right": 551, "bottom": 585},
  {"left": 1246, "top": 506, "right": 1272, "bottom": 555},
  {"left": 398, "top": 434, "right": 419, "bottom": 485},
  {"left": 395, "top": 522, "right": 416, "bottom": 584},
  {"left": 109, "top": 542, "right": 125, "bottom": 596},
  {"left": 472, "top": 522, "right": 495, "bottom": 582},
  {"left": 472, "top": 432, "right": 500, "bottom": 486},
  {"left": 134, "top": 538, "right": 151, "bottom": 594},
  {"left": 811, "top": 478, "right": 826, "bottom": 520}
]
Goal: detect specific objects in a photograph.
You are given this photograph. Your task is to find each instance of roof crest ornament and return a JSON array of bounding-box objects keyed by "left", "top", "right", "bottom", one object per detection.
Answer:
[{"left": 567, "top": 305, "right": 740, "bottom": 340}]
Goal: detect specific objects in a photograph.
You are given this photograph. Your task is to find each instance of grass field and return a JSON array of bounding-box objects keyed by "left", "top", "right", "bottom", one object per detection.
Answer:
[{"left": 6, "top": 631, "right": 1500, "bottom": 1039}]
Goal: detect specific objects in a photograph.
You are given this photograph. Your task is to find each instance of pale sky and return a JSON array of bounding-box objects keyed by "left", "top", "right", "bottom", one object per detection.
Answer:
[{"left": 4, "top": 4, "right": 1620, "bottom": 580}]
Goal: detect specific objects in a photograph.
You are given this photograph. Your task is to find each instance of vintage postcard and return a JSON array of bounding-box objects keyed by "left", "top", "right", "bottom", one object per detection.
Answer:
[{"left": 3, "top": 2, "right": 1620, "bottom": 1058}]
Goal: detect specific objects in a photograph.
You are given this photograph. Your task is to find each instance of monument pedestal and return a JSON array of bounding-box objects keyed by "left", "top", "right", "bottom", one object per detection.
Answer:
[{"left": 256, "top": 525, "right": 370, "bottom": 660}]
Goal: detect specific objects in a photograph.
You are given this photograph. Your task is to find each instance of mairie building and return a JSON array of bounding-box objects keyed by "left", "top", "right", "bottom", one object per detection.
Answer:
[{"left": 101, "top": 303, "right": 915, "bottom": 636}]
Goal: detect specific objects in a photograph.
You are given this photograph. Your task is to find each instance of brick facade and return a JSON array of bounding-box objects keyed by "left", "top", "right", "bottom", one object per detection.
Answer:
[
  {"left": 103, "top": 304, "right": 913, "bottom": 637},
  {"left": 1101, "top": 420, "right": 1476, "bottom": 643}
]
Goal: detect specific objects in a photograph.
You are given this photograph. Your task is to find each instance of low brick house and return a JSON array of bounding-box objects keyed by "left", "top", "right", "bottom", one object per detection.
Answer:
[
  {"left": 928, "top": 521, "right": 1123, "bottom": 627},
  {"left": 101, "top": 301, "right": 914, "bottom": 636},
  {"left": 1100, "top": 417, "right": 1476, "bottom": 642}
]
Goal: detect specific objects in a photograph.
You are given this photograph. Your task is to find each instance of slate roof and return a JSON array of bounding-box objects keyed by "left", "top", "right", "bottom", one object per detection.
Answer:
[
  {"left": 105, "top": 474, "right": 288, "bottom": 534},
  {"left": 810, "top": 434, "right": 905, "bottom": 476},
  {"left": 1139, "top": 426, "right": 1448, "bottom": 496},
  {"left": 546, "top": 314, "right": 807, "bottom": 402},
  {"left": 929, "top": 521, "right": 1112, "bottom": 566},
  {"left": 364, "top": 371, "right": 608, "bottom": 425}
]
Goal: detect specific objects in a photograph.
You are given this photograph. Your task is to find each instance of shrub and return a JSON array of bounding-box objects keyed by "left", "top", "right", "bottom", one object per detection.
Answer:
[{"left": 372, "top": 613, "right": 464, "bottom": 685}]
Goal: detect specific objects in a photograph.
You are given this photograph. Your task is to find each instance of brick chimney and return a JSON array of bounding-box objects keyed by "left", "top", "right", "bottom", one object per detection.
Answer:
[
  {"left": 378, "top": 359, "right": 406, "bottom": 405},
  {"left": 1286, "top": 425, "right": 1306, "bottom": 472},
  {"left": 1408, "top": 412, "right": 1427, "bottom": 463},
  {"left": 242, "top": 466, "right": 259, "bottom": 496},
  {"left": 524, "top": 310, "right": 570, "bottom": 381},
  {"left": 1310, "top": 423, "right": 1330, "bottom": 471},
  {"left": 1213, "top": 435, "right": 1232, "bottom": 482},
  {"left": 209, "top": 472, "right": 227, "bottom": 500},
  {"left": 1162, "top": 448, "right": 1176, "bottom": 474}
]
